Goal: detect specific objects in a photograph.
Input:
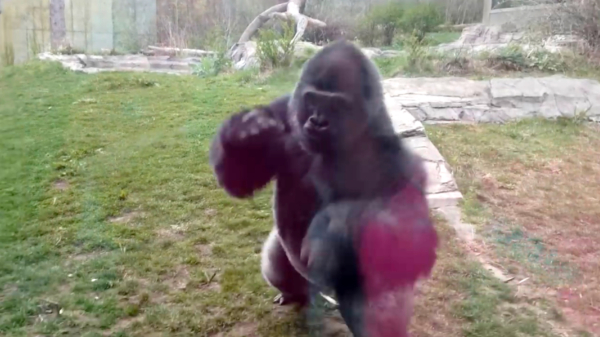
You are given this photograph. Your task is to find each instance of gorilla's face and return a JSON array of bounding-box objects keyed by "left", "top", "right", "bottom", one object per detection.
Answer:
[
  {"left": 291, "top": 41, "right": 381, "bottom": 155},
  {"left": 293, "top": 88, "right": 362, "bottom": 154}
]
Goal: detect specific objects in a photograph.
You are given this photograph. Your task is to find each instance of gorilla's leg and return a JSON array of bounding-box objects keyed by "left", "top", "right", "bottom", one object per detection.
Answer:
[
  {"left": 261, "top": 229, "right": 309, "bottom": 306},
  {"left": 363, "top": 286, "right": 414, "bottom": 337}
]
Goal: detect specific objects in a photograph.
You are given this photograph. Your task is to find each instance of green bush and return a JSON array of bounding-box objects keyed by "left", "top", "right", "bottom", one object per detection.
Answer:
[
  {"left": 357, "top": 20, "right": 379, "bottom": 47},
  {"left": 403, "top": 31, "right": 433, "bottom": 72},
  {"left": 372, "top": 2, "right": 406, "bottom": 46},
  {"left": 398, "top": 3, "right": 444, "bottom": 41},
  {"left": 256, "top": 21, "right": 297, "bottom": 70},
  {"left": 358, "top": 2, "right": 405, "bottom": 46},
  {"left": 192, "top": 53, "right": 231, "bottom": 78},
  {"left": 358, "top": 2, "right": 443, "bottom": 47}
]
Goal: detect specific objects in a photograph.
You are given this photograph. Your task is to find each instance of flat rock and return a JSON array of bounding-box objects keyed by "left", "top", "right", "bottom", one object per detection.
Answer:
[
  {"left": 404, "top": 136, "right": 458, "bottom": 195},
  {"left": 385, "top": 98, "right": 463, "bottom": 209},
  {"left": 38, "top": 53, "right": 198, "bottom": 75},
  {"left": 383, "top": 76, "right": 600, "bottom": 123},
  {"left": 435, "top": 205, "right": 475, "bottom": 241},
  {"left": 537, "top": 77, "right": 600, "bottom": 118},
  {"left": 385, "top": 96, "right": 425, "bottom": 137},
  {"left": 427, "top": 191, "right": 464, "bottom": 209},
  {"left": 383, "top": 77, "right": 490, "bottom": 101},
  {"left": 148, "top": 60, "right": 192, "bottom": 71}
]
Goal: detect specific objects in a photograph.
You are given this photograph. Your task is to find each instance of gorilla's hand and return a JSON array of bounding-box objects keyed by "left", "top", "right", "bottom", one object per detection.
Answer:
[
  {"left": 209, "top": 95, "right": 291, "bottom": 198},
  {"left": 221, "top": 107, "right": 287, "bottom": 149}
]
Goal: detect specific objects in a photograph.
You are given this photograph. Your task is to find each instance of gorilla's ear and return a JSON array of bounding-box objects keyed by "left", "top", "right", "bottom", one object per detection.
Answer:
[{"left": 303, "top": 88, "right": 352, "bottom": 111}]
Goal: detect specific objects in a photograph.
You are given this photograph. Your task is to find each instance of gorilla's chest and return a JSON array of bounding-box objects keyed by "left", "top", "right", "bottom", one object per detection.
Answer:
[{"left": 273, "top": 152, "right": 321, "bottom": 259}]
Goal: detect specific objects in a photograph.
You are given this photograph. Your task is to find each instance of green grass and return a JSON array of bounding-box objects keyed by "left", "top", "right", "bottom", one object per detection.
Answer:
[
  {"left": 427, "top": 118, "right": 586, "bottom": 226},
  {"left": 373, "top": 56, "right": 409, "bottom": 77},
  {"left": 426, "top": 31, "right": 461, "bottom": 45},
  {"left": 427, "top": 120, "right": 600, "bottom": 337},
  {"left": 0, "top": 61, "right": 301, "bottom": 336},
  {"left": 0, "top": 61, "right": 561, "bottom": 336},
  {"left": 413, "top": 220, "right": 557, "bottom": 337}
]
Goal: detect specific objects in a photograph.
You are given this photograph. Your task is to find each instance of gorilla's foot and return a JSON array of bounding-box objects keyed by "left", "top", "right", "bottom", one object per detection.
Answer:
[{"left": 273, "top": 293, "right": 308, "bottom": 306}]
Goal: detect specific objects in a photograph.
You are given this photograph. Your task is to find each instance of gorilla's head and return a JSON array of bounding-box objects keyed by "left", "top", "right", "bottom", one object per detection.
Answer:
[{"left": 289, "top": 40, "right": 388, "bottom": 154}]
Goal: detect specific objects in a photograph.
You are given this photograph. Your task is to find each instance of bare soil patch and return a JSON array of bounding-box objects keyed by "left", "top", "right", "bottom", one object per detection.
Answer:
[
  {"left": 211, "top": 322, "right": 259, "bottom": 337},
  {"left": 53, "top": 179, "right": 70, "bottom": 191},
  {"left": 429, "top": 120, "right": 600, "bottom": 335}
]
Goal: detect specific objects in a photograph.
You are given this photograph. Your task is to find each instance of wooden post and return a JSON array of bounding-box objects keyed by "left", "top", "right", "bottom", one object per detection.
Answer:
[
  {"left": 49, "top": 0, "right": 66, "bottom": 50},
  {"left": 482, "top": 0, "right": 492, "bottom": 25}
]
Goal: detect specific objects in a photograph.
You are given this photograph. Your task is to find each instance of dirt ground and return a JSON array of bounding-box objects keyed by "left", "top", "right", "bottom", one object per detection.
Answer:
[{"left": 429, "top": 120, "right": 600, "bottom": 336}]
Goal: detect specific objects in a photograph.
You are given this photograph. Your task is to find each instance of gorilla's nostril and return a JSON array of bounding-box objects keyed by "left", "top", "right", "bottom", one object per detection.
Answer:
[{"left": 309, "top": 116, "right": 329, "bottom": 129}]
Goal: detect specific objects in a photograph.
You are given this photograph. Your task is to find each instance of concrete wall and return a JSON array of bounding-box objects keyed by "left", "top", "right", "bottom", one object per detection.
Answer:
[
  {"left": 1, "top": 0, "right": 52, "bottom": 65},
  {"left": 0, "top": 0, "right": 157, "bottom": 66}
]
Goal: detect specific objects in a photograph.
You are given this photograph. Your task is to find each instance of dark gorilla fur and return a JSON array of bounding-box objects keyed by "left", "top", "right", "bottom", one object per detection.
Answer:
[{"left": 209, "top": 40, "right": 438, "bottom": 337}]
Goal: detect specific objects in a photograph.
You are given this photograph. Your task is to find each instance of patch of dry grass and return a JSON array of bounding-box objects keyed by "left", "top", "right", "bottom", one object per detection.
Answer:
[{"left": 428, "top": 119, "right": 600, "bottom": 336}]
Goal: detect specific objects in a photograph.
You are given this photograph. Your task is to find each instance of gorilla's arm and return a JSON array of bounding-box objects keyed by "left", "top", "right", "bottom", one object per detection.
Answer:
[{"left": 209, "top": 95, "right": 291, "bottom": 198}]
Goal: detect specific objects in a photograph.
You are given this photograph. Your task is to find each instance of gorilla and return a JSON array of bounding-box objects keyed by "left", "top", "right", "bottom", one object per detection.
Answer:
[{"left": 209, "top": 40, "right": 438, "bottom": 337}]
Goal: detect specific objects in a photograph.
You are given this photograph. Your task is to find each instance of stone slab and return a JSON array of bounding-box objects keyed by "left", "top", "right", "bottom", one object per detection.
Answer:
[
  {"left": 385, "top": 98, "right": 462, "bottom": 207},
  {"left": 385, "top": 96, "right": 425, "bottom": 137},
  {"left": 490, "top": 77, "right": 548, "bottom": 104},
  {"left": 383, "top": 77, "right": 491, "bottom": 101},
  {"left": 427, "top": 191, "right": 464, "bottom": 209},
  {"left": 383, "top": 76, "right": 600, "bottom": 123},
  {"left": 404, "top": 136, "right": 459, "bottom": 196},
  {"left": 537, "top": 77, "right": 600, "bottom": 117},
  {"left": 435, "top": 205, "right": 474, "bottom": 241}
]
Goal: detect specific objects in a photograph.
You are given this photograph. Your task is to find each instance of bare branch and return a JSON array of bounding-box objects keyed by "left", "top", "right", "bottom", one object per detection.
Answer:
[
  {"left": 230, "top": 0, "right": 328, "bottom": 65},
  {"left": 237, "top": 3, "right": 288, "bottom": 44},
  {"left": 237, "top": 0, "right": 326, "bottom": 45},
  {"left": 270, "top": 0, "right": 327, "bottom": 45}
]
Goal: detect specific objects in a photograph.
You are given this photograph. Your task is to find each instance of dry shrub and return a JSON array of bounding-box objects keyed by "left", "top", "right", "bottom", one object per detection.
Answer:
[
  {"left": 156, "top": 0, "right": 276, "bottom": 49},
  {"left": 303, "top": 23, "right": 354, "bottom": 46},
  {"left": 440, "top": 56, "right": 473, "bottom": 75},
  {"left": 435, "top": 0, "right": 483, "bottom": 24},
  {"left": 543, "top": 0, "right": 600, "bottom": 53},
  {"left": 484, "top": 44, "right": 572, "bottom": 72}
]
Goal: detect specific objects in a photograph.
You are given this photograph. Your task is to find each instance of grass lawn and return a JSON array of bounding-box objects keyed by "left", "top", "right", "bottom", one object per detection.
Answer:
[
  {"left": 0, "top": 61, "right": 567, "bottom": 337},
  {"left": 428, "top": 120, "right": 600, "bottom": 337},
  {"left": 426, "top": 32, "right": 462, "bottom": 45}
]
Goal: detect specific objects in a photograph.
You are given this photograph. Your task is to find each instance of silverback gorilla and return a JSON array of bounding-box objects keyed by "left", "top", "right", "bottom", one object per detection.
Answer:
[{"left": 209, "top": 40, "right": 438, "bottom": 337}]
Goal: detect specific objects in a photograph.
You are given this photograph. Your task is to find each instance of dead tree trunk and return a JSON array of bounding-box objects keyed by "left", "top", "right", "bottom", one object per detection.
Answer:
[
  {"left": 270, "top": 0, "right": 326, "bottom": 45},
  {"left": 49, "top": 0, "right": 67, "bottom": 50},
  {"left": 229, "top": 0, "right": 326, "bottom": 65},
  {"left": 237, "top": 3, "right": 289, "bottom": 44}
]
